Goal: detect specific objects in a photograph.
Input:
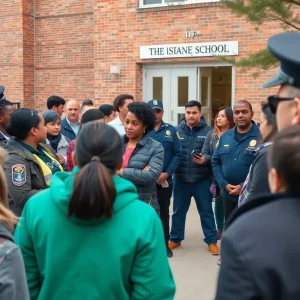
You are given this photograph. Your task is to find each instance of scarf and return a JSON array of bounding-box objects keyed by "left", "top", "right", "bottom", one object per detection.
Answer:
[{"left": 47, "top": 133, "right": 62, "bottom": 152}]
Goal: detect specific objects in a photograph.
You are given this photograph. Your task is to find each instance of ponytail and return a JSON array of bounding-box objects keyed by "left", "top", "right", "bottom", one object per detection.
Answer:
[
  {"left": 68, "top": 158, "right": 116, "bottom": 219},
  {"left": 0, "top": 148, "right": 18, "bottom": 231}
]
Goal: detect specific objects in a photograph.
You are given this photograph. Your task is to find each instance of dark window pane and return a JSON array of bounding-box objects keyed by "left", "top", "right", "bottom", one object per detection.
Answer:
[{"left": 143, "top": 0, "right": 162, "bottom": 4}]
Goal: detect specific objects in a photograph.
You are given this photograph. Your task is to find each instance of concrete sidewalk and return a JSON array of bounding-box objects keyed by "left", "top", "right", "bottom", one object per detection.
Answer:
[{"left": 169, "top": 200, "right": 220, "bottom": 300}]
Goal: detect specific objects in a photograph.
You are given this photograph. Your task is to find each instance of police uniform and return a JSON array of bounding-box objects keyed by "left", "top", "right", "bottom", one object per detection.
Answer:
[
  {"left": 2, "top": 139, "right": 63, "bottom": 216},
  {"left": 148, "top": 99, "right": 182, "bottom": 254},
  {"left": 211, "top": 122, "right": 261, "bottom": 219},
  {"left": 216, "top": 32, "right": 300, "bottom": 300}
]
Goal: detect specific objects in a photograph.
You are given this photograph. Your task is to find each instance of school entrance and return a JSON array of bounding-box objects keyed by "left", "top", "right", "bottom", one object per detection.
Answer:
[{"left": 143, "top": 64, "right": 234, "bottom": 127}]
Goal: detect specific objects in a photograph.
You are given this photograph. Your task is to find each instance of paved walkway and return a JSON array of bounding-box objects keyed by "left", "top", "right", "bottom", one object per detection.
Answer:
[{"left": 169, "top": 200, "right": 219, "bottom": 300}]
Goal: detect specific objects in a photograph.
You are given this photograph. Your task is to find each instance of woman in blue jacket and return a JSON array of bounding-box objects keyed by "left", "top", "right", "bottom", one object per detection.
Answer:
[{"left": 117, "top": 102, "right": 164, "bottom": 215}]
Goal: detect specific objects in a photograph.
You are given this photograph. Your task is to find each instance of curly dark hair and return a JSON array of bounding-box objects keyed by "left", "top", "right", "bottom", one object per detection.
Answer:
[{"left": 127, "top": 102, "right": 155, "bottom": 134}]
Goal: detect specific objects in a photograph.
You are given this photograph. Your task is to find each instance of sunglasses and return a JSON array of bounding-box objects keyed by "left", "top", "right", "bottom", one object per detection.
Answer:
[{"left": 267, "top": 95, "right": 295, "bottom": 114}]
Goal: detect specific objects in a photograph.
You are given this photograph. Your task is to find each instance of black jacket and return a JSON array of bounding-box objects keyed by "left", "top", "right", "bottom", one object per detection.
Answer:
[
  {"left": 61, "top": 118, "right": 77, "bottom": 141},
  {"left": 239, "top": 142, "right": 272, "bottom": 206},
  {"left": 216, "top": 193, "right": 300, "bottom": 300},
  {"left": 175, "top": 118, "right": 212, "bottom": 182}
]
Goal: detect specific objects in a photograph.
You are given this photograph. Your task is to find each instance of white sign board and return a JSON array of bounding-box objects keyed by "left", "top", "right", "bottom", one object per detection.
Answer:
[{"left": 140, "top": 41, "right": 239, "bottom": 59}]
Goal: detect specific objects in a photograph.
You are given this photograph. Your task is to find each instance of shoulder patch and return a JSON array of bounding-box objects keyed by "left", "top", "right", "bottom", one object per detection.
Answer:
[{"left": 12, "top": 164, "right": 26, "bottom": 186}]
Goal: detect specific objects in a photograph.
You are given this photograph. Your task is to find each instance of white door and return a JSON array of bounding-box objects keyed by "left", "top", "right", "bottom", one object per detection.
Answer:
[
  {"left": 198, "top": 68, "right": 212, "bottom": 125},
  {"left": 170, "top": 68, "right": 197, "bottom": 126},
  {"left": 144, "top": 69, "right": 171, "bottom": 122}
]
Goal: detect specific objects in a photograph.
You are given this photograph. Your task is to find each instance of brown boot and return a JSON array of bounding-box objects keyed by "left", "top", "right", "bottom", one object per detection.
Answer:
[
  {"left": 168, "top": 241, "right": 181, "bottom": 250},
  {"left": 208, "top": 243, "right": 220, "bottom": 255}
]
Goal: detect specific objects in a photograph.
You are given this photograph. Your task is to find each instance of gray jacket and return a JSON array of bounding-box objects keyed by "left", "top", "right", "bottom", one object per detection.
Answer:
[
  {"left": 201, "top": 130, "right": 219, "bottom": 164},
  {"left": 1, "top": 140, "right": 50, "bottom": 216},
  {"left": 0, "top": 223, "right": 29, "bottom": 300},
  {"left": 122, "top": 135, "right": 164, "bottom": 213}
]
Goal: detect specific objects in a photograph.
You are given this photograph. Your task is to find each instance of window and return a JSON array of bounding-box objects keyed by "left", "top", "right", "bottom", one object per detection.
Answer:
[{"left": 140, "top": 0, "right": 219, "bottom": 7}]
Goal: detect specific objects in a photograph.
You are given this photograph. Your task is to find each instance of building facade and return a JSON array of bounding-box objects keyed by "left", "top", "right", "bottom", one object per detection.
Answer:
[{"left": 2, "top": 0, "right": 282, "bottom": 125}]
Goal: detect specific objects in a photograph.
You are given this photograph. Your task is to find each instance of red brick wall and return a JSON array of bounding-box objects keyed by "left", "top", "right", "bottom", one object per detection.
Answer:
[
  {"left": 1, "top": 0, "right": 24, "bottom": 105},
  {"left": 34, "top": 0, "right": 94, "bottom": 111},
  {"left": 1, "top": 0, "right": 284, "bottom": 116}
]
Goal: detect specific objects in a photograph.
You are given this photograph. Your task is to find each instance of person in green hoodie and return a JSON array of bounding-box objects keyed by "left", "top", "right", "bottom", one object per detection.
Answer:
[{"left": 14, "top": 122, "right": 175, "bottom": 300}]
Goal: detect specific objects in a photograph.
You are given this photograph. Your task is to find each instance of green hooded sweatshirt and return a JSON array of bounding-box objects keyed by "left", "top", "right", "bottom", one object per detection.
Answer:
[{"left": 14, "top": 169, "right": 175, "bottom": 300}]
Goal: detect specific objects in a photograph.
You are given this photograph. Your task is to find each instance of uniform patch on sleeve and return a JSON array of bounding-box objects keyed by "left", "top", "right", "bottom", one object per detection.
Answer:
[{"left": 12, "top": 164, "right": 26, "bottom": 186}]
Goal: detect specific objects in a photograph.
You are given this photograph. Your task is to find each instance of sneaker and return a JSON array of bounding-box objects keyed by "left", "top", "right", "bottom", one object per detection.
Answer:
[
  {"left": 167, "top": 246, "right": 173, "bottom": 258},
  {"left": 217, "top": 230, "right": 223, "bottom": 240},
  {"left": 208, "top": 243, "right": 220, "bottom": 255},
  {"left": 168, "top": 241, "right": 181, "bottom": 250}
]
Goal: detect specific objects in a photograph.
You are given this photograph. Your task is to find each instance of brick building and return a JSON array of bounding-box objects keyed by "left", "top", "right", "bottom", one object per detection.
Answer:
[{"left": 2, "top": 0, "right": 282, "bottom": 125}]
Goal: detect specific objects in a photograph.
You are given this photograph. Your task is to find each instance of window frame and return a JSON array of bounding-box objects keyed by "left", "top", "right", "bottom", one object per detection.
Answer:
[{"left": 139, "top": 0, "right": 220, "bottom": 8}]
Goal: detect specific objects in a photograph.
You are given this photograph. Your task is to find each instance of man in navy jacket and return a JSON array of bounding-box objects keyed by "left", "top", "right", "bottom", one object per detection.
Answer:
[
  {"left": 169, "top": 100, "right": 219, "bottom": 255},
  {"left": 211, "top": 100, "right": 261, "bottom": 221},
  {"left": 61, "top": 100, "right": 80, "bottom": 141}
]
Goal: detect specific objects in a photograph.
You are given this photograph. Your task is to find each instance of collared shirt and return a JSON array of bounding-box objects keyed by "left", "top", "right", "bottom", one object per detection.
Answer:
[
  {"left": 66, "top": 118, "right": 80, "bottom": 136},
  {"left": 108, "top": 116, "right": 125, "bottom": 136}
]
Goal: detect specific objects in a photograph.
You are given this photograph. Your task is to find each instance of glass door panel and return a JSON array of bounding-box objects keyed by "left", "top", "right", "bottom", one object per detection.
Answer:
[
  {"left": 144, "top": 68, "right": 170, "bottom": 122},
  {"left": 198, "top": 68, "right": 212, "bottom": 126},
  {"left": 170, "top": 68, "right": 197, "bottom": 126}
]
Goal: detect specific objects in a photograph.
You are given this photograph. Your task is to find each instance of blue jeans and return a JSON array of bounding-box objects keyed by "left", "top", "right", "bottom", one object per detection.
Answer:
[{"left": 170, "top": 178, "right": 217, "bottom": 244}]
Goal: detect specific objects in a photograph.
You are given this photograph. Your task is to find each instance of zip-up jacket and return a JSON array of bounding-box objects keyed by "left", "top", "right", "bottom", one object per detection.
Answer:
[
  {"left": 174, "top": 118, "right": 212, "bottom": 182},
  {"left": 122, "top": 134, "right": 164, "bottom": 213},
  {"left": 1, "top": 140, "right": 54, "bottom": 216}
]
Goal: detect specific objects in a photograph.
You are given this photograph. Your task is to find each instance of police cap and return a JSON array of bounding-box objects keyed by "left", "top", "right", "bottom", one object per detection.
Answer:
[
  {"left": 147, "top": 99, "right": 164, "bottom": 110},
  {"left": 263, "top": 32, "right": 300, "bottom": 89}
]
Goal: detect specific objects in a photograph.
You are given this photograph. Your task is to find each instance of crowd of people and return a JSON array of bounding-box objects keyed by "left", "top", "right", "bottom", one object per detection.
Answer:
[{"left": 0, "top": 31, "right": 299, "bottom": 299}]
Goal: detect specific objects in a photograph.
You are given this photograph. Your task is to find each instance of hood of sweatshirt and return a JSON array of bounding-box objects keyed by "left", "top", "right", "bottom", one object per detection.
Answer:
[{"left": 50, "top": 167, "right": 139, "bottom": 225}]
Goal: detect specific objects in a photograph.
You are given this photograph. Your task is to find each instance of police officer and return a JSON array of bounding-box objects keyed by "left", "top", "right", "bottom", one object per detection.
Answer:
[
  {"left": 148, "top": 99, "right": 182, "bottom": 258},
  {"left": 211, "top": 100, "right": 261, "bottom": 221},
  {"left": 216, "top": 32, "right": 300, "bottom": 300},
  {"left": 2, "top": 108, "right": 63, "bottom": 216}
]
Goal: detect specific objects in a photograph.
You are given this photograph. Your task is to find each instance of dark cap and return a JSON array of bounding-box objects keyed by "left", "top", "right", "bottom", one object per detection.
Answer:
[
  {"left": 263, "top": 32, "right": 300, "bottom": 88},
  {"left": 0, "top": 86, "right": 5, "bottom": 100},
  {"left": 147, "top": 99, "right": 163, "bottom": 110}
]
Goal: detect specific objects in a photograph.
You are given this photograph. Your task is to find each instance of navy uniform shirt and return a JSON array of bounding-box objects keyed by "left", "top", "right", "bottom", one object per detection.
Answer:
[
  {"left": 148, "top": 121, "right": 182, "bottom": 184},
  {"left": 211, "top": 122, "right": 261, "bottom": 201}
]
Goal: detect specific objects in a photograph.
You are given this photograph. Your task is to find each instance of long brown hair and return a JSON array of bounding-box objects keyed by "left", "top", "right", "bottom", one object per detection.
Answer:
[
  {"left": 212, "top": 106, "right": 234, "bottom": 139},
  {"left": 0, "top": 147, "right": 18, "bottom": 231}
]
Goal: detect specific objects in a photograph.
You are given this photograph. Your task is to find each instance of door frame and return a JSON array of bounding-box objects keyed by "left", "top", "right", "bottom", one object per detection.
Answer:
[{"left": 143, "top": 62, "right": 235, "bottom": 106}]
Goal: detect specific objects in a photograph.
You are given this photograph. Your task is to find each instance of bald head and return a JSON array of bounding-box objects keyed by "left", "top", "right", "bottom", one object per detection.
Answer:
[{"left": 65, "top": 100, "right": 80, "bottom": 124}]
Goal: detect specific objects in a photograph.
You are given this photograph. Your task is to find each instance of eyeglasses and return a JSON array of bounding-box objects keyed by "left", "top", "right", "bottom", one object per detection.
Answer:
[{"left": 267, "top": 95, "right": 295, "bottom": 114}]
